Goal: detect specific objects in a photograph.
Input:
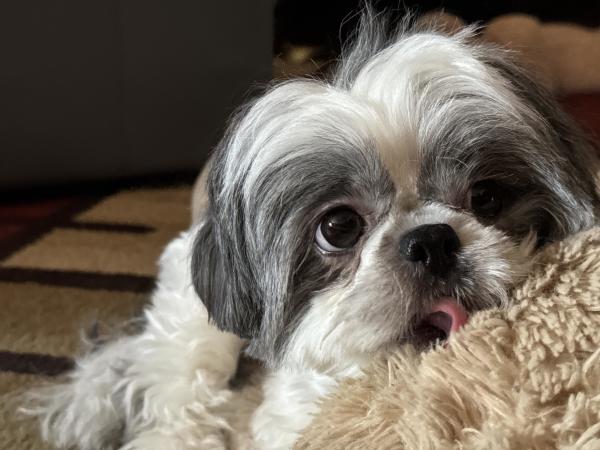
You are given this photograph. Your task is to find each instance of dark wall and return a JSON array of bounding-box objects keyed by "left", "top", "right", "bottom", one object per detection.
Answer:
[
  {"left": 275, "top": 0, "right": 600, "bottom": 55},
  {"left": 0, "top": 1, "right": 274, "bottom": 188}
]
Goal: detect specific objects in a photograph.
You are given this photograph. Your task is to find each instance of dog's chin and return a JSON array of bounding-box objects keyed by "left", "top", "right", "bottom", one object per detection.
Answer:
[{"left": 405, "top": 296, "right": 470, "bottom": 351}]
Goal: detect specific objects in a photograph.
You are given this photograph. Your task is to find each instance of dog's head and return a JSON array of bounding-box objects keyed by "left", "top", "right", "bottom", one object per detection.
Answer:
[{"left": 192, "top": 19, "right": 599, "bottom": 370}]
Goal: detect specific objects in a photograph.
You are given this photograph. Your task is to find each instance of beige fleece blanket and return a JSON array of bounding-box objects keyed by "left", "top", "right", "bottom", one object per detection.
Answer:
[{"left": 297, "top": 227, "right": 600, "bottom": 449}]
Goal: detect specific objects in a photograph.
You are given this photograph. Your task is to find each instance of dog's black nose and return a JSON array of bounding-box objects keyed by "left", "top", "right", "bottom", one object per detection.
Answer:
[{"left": 399, "top": 224, "right": 460, "bottom": 276}]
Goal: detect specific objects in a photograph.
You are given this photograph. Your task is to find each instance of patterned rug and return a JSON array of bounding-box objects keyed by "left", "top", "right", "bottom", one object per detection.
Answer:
[{"left": 0, "top": 183, "right": 192, "bottom": 450}]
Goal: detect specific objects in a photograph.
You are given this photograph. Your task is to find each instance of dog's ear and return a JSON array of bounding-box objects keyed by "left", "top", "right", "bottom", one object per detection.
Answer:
[
  {"left": 191, "top": 215, "right": 262, "bottom": 339},
  {"left": 484, "top": 50, "right": 600, "bottom": 239}
]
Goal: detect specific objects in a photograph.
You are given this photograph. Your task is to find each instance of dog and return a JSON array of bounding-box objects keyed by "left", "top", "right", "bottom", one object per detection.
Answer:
[{"left": 26, "top": 13, "right": 599, "bottom": 450}]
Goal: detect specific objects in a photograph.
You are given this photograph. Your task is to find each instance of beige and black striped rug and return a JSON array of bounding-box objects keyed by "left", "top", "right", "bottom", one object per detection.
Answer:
[{"left": 0, "top": 184, "right": 192, "bottom": 449}]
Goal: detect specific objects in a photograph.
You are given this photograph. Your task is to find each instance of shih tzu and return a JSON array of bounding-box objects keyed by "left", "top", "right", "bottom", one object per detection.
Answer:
[{"left": 26, "top": 13, "right": 599, "bottom": 450}]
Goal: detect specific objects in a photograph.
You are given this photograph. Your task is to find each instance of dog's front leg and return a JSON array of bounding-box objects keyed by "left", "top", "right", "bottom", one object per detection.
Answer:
[
  {"left": 26, "top": 229, "right": 245, "bottom": 450},
  {"left": 251, "top": 368, "right": 339, "bottom": 450}
]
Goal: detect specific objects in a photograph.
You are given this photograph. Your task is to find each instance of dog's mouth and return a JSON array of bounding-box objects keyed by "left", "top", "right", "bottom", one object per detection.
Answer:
[{"left": 411, "top": 297, "right": 469, "bottom": 349}]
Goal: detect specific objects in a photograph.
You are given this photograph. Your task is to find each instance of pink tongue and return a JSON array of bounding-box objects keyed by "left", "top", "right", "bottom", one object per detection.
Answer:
[{"left": 427, "top": 297, "right": 469, "bottom": 336}]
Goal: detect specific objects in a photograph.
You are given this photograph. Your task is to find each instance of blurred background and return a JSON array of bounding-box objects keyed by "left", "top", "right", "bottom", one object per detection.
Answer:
[
  {"left": 1, "top": 0, "right": 599, "bottom": 189},
  {"left": 0, "top": 2, "right": 599, "bottom": 447}
]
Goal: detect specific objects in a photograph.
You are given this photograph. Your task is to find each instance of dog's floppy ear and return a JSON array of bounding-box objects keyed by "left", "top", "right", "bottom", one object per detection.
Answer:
[
  {"left": 484, "top": 49, "right": 600, "bottom": 239},
  {"left": 191, "top": 214, "right": 262, "bottom": 339}
]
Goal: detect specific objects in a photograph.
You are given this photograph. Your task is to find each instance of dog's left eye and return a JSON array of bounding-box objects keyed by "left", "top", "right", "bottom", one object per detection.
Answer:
[
  {"left": 469, "top": 180, "right": 504, "bottom": 219},
  {"left": 315, "top": 207, "right": 364, "bottom": 253}
]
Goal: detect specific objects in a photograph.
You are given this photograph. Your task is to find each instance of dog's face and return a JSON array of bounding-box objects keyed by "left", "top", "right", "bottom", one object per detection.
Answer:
[{"left": 192, "top": 24, "right": 599, "bottom": 369}]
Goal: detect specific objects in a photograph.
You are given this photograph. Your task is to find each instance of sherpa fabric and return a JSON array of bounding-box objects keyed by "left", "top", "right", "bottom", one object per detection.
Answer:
[{"left": 296, "top": 227, "right": 600, "bottom": 449}]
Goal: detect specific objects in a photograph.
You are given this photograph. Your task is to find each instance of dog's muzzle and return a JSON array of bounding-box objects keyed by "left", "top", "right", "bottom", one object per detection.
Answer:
[{"left": 400, "top": 223, "right": 468, "bottom": 348}]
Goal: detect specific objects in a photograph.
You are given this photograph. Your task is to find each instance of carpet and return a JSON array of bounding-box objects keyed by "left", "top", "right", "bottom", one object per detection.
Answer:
[{"left": 0, "top": 184, "right": 192, "bottom": 450}]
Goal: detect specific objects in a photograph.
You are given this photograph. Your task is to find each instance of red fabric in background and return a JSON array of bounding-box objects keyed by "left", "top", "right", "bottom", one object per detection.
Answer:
[
  {"left": 0, "top": 194, "right": 99, "bottom": 261},
  {"left": 561, "top": 94, "right": 600, "bottom": 140},
  {"left": 0, "top": 224, "right": 22, "bottom": 242},
  {"left": 0, "top": 198, "right": 76, "bottom": 221}
]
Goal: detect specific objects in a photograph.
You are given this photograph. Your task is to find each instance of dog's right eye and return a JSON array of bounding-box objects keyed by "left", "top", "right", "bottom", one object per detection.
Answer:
[
  {"left": 469, "top": 180, "right": 504, "bottom": 219},
  {"left": 315, "top": 207, "right": 364, "bottom": 253}
]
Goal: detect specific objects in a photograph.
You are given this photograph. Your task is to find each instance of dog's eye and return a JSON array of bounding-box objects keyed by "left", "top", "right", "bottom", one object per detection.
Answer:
[
  {"left": 469, "top": 180, "right": 503, "bottom": 219},
  {"left": 315, "top": 207, "right": 364, "bottom": 253}
]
